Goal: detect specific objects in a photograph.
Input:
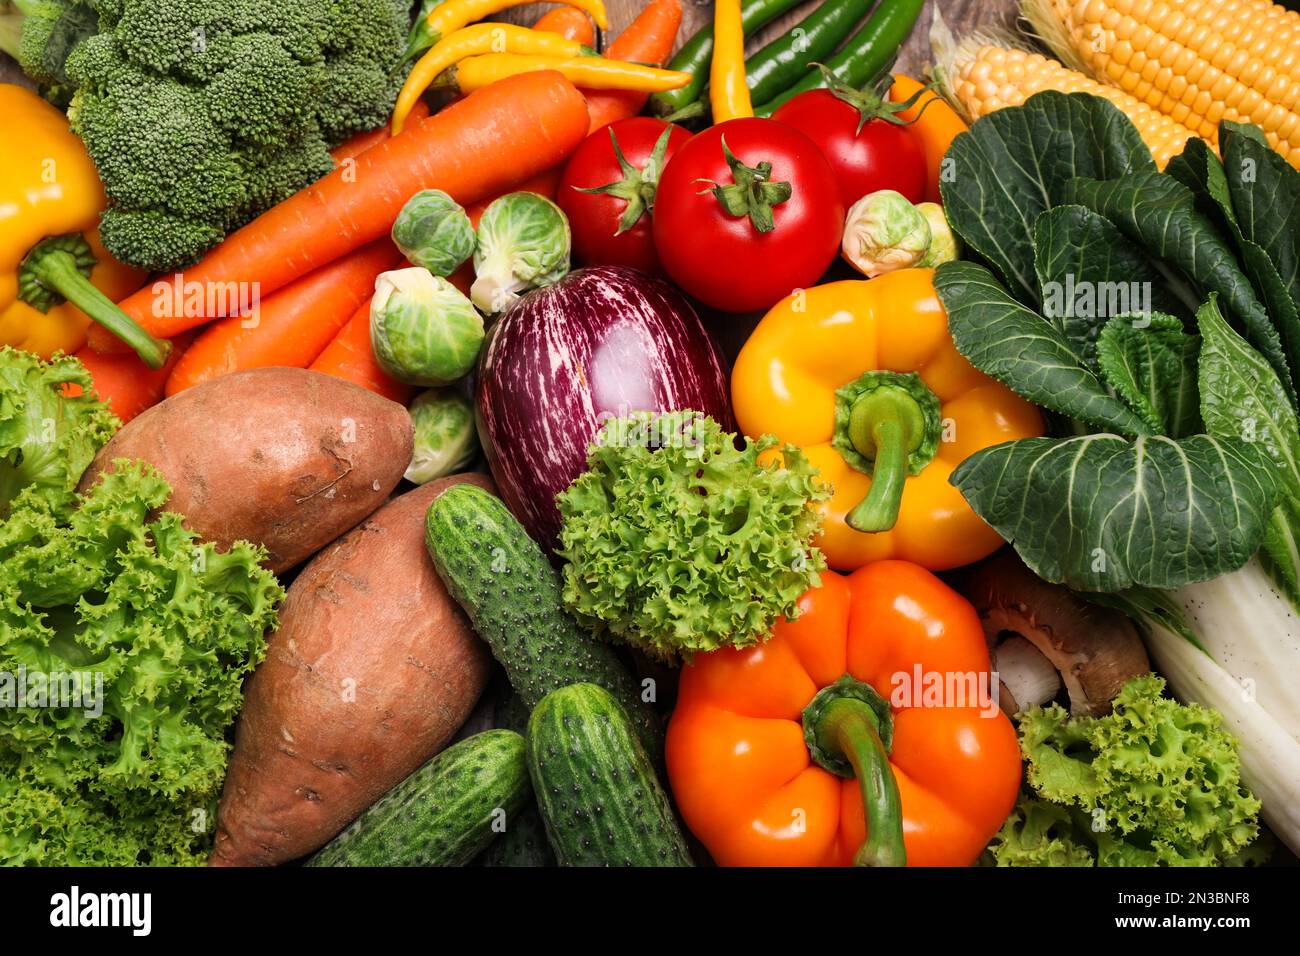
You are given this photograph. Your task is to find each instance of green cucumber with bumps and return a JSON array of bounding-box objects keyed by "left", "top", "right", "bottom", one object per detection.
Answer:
[
  {"left": 425, "top": 484, "right": 661, "bottom": 755},
  {"left": 307, "top": 730, "right": 529, "bottom": 867},
  {"left": 528, "top": 683, "right": 693, "bottom": 867}
]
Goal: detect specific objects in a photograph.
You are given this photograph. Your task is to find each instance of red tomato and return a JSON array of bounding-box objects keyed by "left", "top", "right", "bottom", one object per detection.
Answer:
[
  {"left": 653, "top": 118, "right": 844, "bottom": 313},
  {"left": 773, "top": 89, "right": 927, "bottom": 208},
  {"left": 558, "top": 117, "right": 691, "bottom": 275}
]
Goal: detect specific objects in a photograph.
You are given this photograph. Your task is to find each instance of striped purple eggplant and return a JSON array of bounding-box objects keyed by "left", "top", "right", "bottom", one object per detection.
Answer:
[{"left": 475, "top": 266, "right": 733, "bottom": 550}]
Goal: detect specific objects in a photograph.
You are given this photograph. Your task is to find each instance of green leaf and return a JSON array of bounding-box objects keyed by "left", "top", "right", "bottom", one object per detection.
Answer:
[
  {"left": 1095, "top": 313, "right": 1201, "bottom": 438},
  {"left": 935, "top": 261, "right": 1153, "bottom": 436},
  {"left": 1165, "top": 136, "right": 1239, "bottom": 234},
  {"left": 1034, "top": 205, "right": 1191, "bottom": 368},
  {"left": 1197, "top": 296, "right": 1300, "bottom": 493},
  {"left": 939, "top": 91, "right": 1155, "bottom": 307},
  {"left": 950, "top": 432, "right": 1280, "bottom": 591},
  {"left": 1221, "top": 121, "right": 1300, "bottom": 319},
  {"left": 1064, "top": 171, "right": 1295, "bottom": 403},
  {"left": 1196, "top": 295, "right": 1300, "bottom": 601},
  {"left": 1167, "top": 136, "right": 1300, "bottom": 411}
]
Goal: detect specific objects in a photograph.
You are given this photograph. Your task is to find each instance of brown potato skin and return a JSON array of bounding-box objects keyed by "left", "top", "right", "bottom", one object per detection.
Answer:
[
  {"left": 78, "top": 367, "right": 413, "bottom": 574},
  {"left": 209, "top": 473, "right": 495, "bottom": 866}
]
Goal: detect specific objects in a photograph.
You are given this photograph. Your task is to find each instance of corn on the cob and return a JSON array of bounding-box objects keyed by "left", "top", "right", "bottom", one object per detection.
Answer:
[
  {"left": 935, "top": 33, "right": 1202, "bottom": 168},
  {"left": 1023, "top": 0, "right": 1300, "bottom": 166}
]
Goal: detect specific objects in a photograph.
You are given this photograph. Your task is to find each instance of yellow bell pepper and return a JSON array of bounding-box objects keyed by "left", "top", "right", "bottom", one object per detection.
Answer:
[
  {"left": 0, "top": 84, "right": 166, "bottom": 367},
  {"left": 732, "top": 268, "right": 1043, "bottom": 572}
]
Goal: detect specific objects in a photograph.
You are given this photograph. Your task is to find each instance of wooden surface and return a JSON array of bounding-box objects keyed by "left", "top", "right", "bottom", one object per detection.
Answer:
[{"left": 0, "top": 1, "right": 1007, "bottom": 87}]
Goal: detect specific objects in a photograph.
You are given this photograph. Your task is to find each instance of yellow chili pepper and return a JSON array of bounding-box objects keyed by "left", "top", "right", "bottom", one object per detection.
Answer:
[
  {"left": 0, "top": 85, "right": 167, "bottom": 367},
  {"left": 710, "top": 0, "right": 752, "bottom": 122},
  {"left": 427, "top": 0, "right": 607, "bottom": 39},
  {"left": 448, "top": 53, "right": 692, "bottom": 96},
  {"left": 394, "top": 23, "right": 592, "bottom": 133},
  {"left": 732, "top": 268, "right": 1044, "bottom": 572}
]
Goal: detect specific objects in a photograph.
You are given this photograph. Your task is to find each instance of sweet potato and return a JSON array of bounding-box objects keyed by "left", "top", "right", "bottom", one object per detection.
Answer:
[
  {"left": 210, "top": 473, "right": 495, "bottom": 866},
  {"left": 78, "top": 367, "right": 412, "bottom": 574}
]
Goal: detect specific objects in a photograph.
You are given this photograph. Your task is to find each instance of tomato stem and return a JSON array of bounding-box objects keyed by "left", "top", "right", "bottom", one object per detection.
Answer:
[
  {"left": 815, "top": 63, "right": 934, "bottom": 134},
  {"left": 575, "top": 126, "right": 676, "bottom": 235},
  {"left": 695, "top": 136, "right": 791, "bottom": 234}
]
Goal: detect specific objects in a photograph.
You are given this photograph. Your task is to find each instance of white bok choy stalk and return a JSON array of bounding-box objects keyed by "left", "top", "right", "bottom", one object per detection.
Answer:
[
  {"left": 1126, "top": 300, "right": 1300, "bottom": 854},
  {"left": 1135, "top": 561, "right": 1300, "bottom": 851}
]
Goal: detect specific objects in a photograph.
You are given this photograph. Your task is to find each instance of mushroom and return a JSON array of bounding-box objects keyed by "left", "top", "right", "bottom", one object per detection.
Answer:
[{"left": 952, "top": 550, "right": 1150, "bottom": 717}]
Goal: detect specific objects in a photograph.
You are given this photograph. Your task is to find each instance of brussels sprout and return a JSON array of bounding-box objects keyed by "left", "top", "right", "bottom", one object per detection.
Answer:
[
  {"left": 370, "top": 267, "right": 484, "bottom": 386},
  {"left": 915, "top": 202, "right": 962, "bottom": 268},
  {"left": 391, "top": 189, "right": 477, "bottom": 277},
  {"left": 470, "top": 191, "right": 571, "bottom": 313},
  {"left": 405, "top": 388, "right": 479, "bottom": 484},
  {"left": 840, "top": 189, "right": 931, "bottom": 278}
]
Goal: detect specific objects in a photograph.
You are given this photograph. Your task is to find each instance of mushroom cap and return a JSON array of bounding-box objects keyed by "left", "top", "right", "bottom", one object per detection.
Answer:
[{"left": 952, "top": 549, "right": 1151, "bottom": 716}]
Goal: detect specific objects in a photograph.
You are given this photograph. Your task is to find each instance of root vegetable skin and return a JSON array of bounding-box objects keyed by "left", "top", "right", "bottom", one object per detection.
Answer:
[
  {"left": 77, "top": 368, "right": 413, "bottom": 574},
  {"left": 210, "top": 474, "right": 496, "bottom": 867}
]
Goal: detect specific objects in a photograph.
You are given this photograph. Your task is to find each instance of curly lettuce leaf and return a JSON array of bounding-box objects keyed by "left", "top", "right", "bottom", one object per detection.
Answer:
[
  {"left": 991, "top": 674, "right": 1267, "bottom": 867},
  {"left": 987, "top": 799, "right": 1096, "bottom": 867},
  {"left": 0, "top": 460, "right": 283, "bottom": 866},
  {"left": 0, "top": 347, "right": 117, "bottom": 516},
  {"left": 556, "top": 412, "right": 829, "bottom": 661}
]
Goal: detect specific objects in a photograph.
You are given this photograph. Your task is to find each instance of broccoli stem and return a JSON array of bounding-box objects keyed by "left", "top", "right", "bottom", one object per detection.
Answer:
[{"left": 20, "top": 235, "right": 171, "bottom": 369}]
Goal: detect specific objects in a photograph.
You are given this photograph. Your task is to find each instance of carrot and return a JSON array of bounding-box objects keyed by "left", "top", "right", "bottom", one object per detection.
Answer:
[
  {"left": 91, "top": 71, "right": 591, "bottom": 352},
  {"left": 310, "top": 300, "right": 416, "bottom": 405},
  {"left": 330, "top": 102, "right": 431, "bottom": 165},
  {"left": 446, "top": 260, "right": 475, "bottom": 298},
  {"left": 534, "top": 6, "right": 596, "bottom": 45},
  {"left": 64, "top": 332, "right": 196, "bottom": 423},
  {"left": 583, "top": 0, "right": 681, "bottom": 131},
  {"left": 164, "top": 240, "right": 401, "bottom": 397}
]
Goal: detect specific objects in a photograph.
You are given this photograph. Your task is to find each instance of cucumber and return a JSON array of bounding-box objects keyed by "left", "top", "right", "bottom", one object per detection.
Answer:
[
  {"left": 425, "top": 484, "right": 661, "bottom": 755},
  {"left": 477, "top": 802, "right": 556, "bottom": 867},
  {"left": 528, "top": 683, "right": 693, "bottom": 867},
  {"left": 307, "top": 730, "right": 529, "bottom": 867}
]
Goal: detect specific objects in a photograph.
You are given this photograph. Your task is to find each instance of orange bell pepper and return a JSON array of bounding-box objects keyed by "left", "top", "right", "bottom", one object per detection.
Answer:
[
  {"left": 666, "top": 561, "right": 1021, "bottom": 867},
  {"left": 732, "top": 268, "right": 1043, "bottom": 572},
  {"left": 888, "top": 75, "right": 967, "bottom": 204}
]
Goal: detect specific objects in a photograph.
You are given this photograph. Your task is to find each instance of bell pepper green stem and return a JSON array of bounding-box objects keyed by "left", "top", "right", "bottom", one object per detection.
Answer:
[
  {"left": 22, "top": 237, "right": 170, "bottom": 369},
  {"left": 809, "top": 694, "right": 906, "bottom": 868},
  {"left": 845, "top": 386, "right": 924, "bottom": 532}
]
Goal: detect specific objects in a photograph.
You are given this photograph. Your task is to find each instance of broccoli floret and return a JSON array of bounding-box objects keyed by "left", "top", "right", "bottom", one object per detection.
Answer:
[
  {"left": 35, "top": 0, "right": 411, "bottom": 272},
  {"left": 231, "top": 131, "right": 334, "bottom": 223},
  {"left": 0, "top": 0, "right": 101, "bottom": 104}
]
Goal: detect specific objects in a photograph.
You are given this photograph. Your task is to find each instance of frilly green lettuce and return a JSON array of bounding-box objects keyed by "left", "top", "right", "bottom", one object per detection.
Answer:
[
  {"left": 0, "top": 461, "right": 283, "bottom": 865},
  {"left": 988, "top": 674, "right": 1268, "bottom": 867},
  {"left": 0, "top": 350, "right": 283, "bottom": 865},
  {"left": 556, "top": 412, "right": 829, "bottom": 662},
  {"left": 0, "top": 346, "right": 117, "bottom": 516}
]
